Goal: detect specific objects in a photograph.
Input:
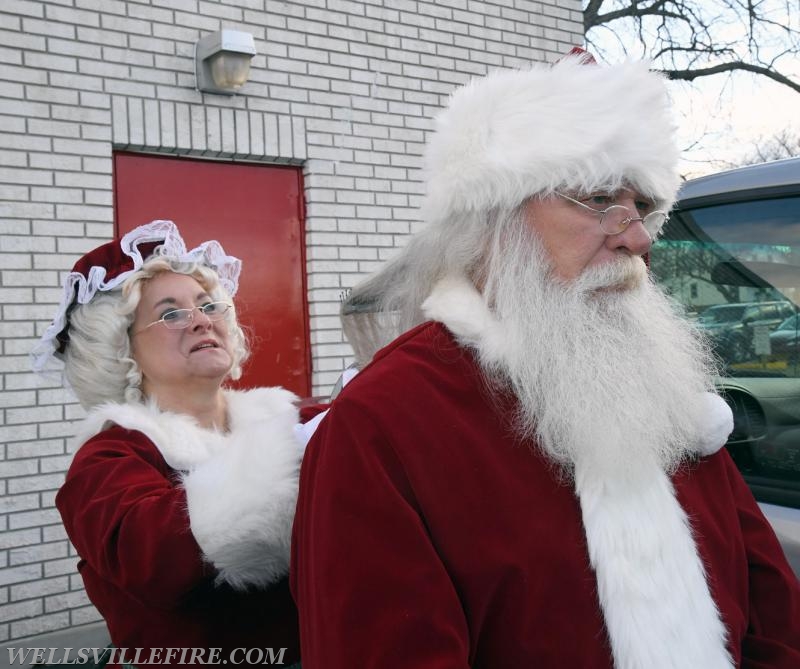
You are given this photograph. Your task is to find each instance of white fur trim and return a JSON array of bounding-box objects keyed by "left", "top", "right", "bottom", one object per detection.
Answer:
[
  {"left": 73, "top": 387, "right": 302, "bottom": 590},
  {"left": 695, "top": 392, "right": 734, "bottom": 457},
  {"left": 423, "top": 56, "right": 681, "bottom": 225},
  {"left": 73, "top": 399, "right": 220, "bottom": 471},
  {"left": 182, "top": 388, "right": 301, "bottom": 590},
  {"left": 575, "top": 459, "right": 733, "bottom": 668},
  {"left": 421, "top": 275, "right": 505, "bottom": 364}
]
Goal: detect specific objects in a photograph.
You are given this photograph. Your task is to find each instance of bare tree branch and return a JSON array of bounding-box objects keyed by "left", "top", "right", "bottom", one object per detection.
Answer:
[
  {"left": 663, "top": 61, "right": 800, "bottom": 92},
  {"left": 585, "top": 0, "right": 678, "bottom": 31},
  {"left": 584, "top": 0, "right": 800, "bottom": 94},
  {"left": 738, "top": 129, "right": 800, "bottom": 164}
]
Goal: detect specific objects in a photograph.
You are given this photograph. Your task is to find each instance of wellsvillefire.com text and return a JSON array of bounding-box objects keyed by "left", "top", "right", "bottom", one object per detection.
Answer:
[{"left": 6, "top": 647, "right": 289, "bottom": 665}]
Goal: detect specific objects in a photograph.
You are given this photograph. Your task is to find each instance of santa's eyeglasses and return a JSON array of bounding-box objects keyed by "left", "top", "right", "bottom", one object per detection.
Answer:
[{"left": 555, "top": 192, "right": 667, "bottom": 239}]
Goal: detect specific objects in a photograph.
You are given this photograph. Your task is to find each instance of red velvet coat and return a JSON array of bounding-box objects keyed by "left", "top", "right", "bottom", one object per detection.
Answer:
[
  {"left": 57, "top": 388, "right": 306, "bottom": 667},
  {"left": 291, "top": 322, "right": 800, "bottom": 669}
]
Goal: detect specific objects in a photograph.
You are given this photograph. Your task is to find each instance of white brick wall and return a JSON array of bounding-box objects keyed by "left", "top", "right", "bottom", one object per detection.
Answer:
[{"left": 0, "top": 0, "right": 582, "bottom": 643}]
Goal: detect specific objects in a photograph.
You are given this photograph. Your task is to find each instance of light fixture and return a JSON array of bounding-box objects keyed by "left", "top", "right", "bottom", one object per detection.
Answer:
[{"left": 195, "top": 30, "right": 256, "bottom": 95}]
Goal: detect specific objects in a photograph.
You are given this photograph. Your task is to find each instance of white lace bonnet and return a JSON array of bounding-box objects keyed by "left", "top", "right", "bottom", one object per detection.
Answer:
[{"left": 31, "top": 219, "right": 242, "bottom": 374}]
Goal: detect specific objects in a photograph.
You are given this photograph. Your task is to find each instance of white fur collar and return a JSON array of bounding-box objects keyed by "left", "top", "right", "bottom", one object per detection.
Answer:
[
  {"left": 422, "top": 275, "right": 734, "bottom": 667},
  {"left": 73, "top": 387, "right": 299, "bottom": 471},
  {"left": 73, "top": 387, "right": 304, "bottom": 590}
]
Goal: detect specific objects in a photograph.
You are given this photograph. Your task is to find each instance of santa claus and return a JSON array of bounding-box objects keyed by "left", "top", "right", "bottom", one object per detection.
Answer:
[{"left": 291, "top": 50, "right": 800, "bottom": 668}]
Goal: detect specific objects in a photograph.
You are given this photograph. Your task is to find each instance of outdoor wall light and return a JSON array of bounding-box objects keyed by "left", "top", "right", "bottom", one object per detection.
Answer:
[{"left": 195, "top": 30, "right": 256, "bottom": 95}]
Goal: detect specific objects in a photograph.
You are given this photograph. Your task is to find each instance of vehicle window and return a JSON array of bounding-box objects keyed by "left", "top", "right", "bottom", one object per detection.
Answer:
[
  {"left": 651, "top": 195, "right": 800, "bottom": 508},
  {"left": 778, "top": 315, "right": 800, "bottom": 331}
]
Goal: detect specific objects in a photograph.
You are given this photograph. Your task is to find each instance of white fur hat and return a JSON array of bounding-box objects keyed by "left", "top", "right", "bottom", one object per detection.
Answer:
[{"left": 422, "top": 53, "right": 681, "bottom": 223}]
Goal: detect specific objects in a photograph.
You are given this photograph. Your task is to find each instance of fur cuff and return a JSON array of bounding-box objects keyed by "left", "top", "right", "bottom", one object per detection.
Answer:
[{"left": 182, "top": 389, "right": 302, "bottom": 590}]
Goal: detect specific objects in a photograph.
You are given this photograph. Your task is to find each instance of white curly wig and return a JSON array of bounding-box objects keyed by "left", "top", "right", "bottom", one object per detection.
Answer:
[{"left": 64, "top": 256, "right": 249, "bottom": 409}]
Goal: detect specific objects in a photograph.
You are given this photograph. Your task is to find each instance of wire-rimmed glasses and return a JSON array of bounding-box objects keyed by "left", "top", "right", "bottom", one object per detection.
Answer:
[
  {"left": 136, "top": 301, "right": 232, "bottom": 333},
  {"left": 555, "top": 192, "right": 667, "bottom": 239}
]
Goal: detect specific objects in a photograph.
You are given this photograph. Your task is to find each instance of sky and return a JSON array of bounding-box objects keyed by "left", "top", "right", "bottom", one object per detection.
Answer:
[
  {"left": 669, "top": 69, "right": 800, "bottom": 179},
  {"left": 587, "top": 1, "right": 800, "bottom": 180}
]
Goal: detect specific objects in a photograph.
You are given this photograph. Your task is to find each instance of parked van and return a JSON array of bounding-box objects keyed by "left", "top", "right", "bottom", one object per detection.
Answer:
[{"left": 650, "top": 156, "right": 800, "bottom": 574}]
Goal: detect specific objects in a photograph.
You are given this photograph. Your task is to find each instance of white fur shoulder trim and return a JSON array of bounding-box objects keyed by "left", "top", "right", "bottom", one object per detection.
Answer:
[
  {"left": 421, "top": 275, "right": 505, "bottom": 364},
  {"left": 74, "top": 388, "right": 303, "bottom": 590},
  {"left": 73, "top": 400, "right": 219, "bottom": 470}
]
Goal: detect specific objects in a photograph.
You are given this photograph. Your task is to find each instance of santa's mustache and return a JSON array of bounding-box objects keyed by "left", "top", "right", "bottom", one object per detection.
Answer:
[{"left": 571, "top": 255, "right": 648, "bottom": 293}]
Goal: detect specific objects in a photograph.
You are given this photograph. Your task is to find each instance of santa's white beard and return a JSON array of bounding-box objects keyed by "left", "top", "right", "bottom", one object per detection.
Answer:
[
  {"left": 472, "top": 227, "right": 733, "bottom": 668},
  {"left": 481, "top": 230, "right": 718, "bottom": 477}
]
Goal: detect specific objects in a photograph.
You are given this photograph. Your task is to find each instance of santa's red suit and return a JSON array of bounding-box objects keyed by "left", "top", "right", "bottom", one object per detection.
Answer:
[
  {"left": 291, "top": 321, "right": 800, "bottom": 668},
  {"left": 57, "top": 387, "right": 306, "bottom": 668}
]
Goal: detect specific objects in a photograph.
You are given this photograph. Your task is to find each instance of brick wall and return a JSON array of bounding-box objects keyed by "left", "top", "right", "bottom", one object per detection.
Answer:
[{"left": 0, "top": 0, "right": 583, "bottom": 643}]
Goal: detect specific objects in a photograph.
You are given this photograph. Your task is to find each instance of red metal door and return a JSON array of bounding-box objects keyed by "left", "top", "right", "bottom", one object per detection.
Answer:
[{"left": 113, "top": 152, "right": 310, "bottom": 397}]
